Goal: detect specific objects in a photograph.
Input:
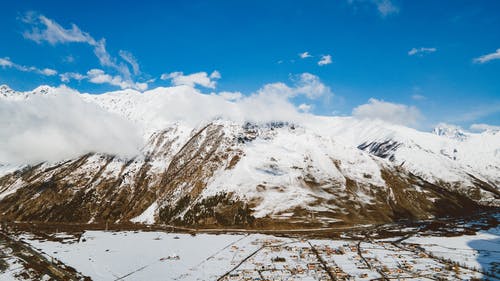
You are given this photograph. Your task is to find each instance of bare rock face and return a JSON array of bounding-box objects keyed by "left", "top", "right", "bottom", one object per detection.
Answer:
[{"left": 0, "top": 120, "right": 497, "bottom": 229}]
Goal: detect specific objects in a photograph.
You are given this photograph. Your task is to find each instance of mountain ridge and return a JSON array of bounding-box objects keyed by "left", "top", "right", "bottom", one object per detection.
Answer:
[{"left": 0, "top": 85, "right": 498, "bottom": 228}]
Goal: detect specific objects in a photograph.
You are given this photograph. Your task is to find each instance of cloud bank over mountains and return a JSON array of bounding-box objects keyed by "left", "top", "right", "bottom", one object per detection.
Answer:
[
  {"left": 352, "top": 98, "right": 422, "bottom": 126},
  {"left": 0, "top": 86, "right": 142, "bottom": 165},
  {"left": 0, "top": 73, "right": 331, "bottom": 164},
  {"left": 0, "top": 69, "right": 497, "bottom": 166}
]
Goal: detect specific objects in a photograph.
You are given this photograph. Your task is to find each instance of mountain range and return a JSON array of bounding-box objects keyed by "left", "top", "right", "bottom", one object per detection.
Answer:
[{"left": 0, "top": 85, "right": 498, "bottom": 228}]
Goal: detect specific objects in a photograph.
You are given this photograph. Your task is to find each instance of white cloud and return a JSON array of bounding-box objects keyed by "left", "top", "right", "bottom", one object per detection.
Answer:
[
  {"left": 292, "top": 73, "right": 332, "bottom": 99},
  {"left": 21, "top": 13, "right": 144, "bottom": 89},
  {"left": 411, "top": 94, "right": 426, "bottom": 100},
  {"left": 134, "top": 82, "right": 149, "bottom": 92},
  {"left": 87, "top": 69, "right": 147, "bottom": 91},
  {"left": 59, "top": 72, "right": 85, "bottom": 83},
  {"left": 218, "top": 91, "right": 243, "bottom": 101},
  {"left": 64, "top": 55, "right": 75, "bottom": 63},
  {"left": 0, "top": 58, "right": 14, "bottom": 67},
  {"left": 119, "top": 50, "right": 140, "bottom": 75},
  {"left": 408, "top": 47, "right": 437, "bottom": 56},
  {"left": 0, "top": 57, "right": 57, "bottom": 76},
  {"left": 299, "top": 52, "right": 312, "bottom": 59},
  {"left": 298, "top": 103, "right": 312, "bottom": 112},
  {"left": 160, "top": 71, "right": 221, "bottom": 89},
  {"left": 318, "top": 55, "right": 332, "bottom": 66},
  {"left": 41, "top": 68, "right": 57, "bottom": 76},
  {"left": 59, "top": 69, "right": 147, "bottom": 91},
  {"left": 352, "top": 98, "right": 422, "bottom": 126},
  {"left": 92, "top": 39, "right": 131, "bottom": 79},
  {"left": 469, "top": 123, "right": 500, "bottom": 132},
  {"left": 374, "top": 0, "right": 399, "bottom": 17},
  {"left": 348, "top": 0, "right": 399, "bottom": 17},
  {"left": 22, "top": 13, "right": 94, "bottom": 45},
  {"left": 126, "top": 72, "right": 330, "bottom": 128},
  {"left": 473, "top": 48, "right": 500, "bottom": 64},
  {"left": 0, "top": 74, "right": 332, "bottom": 164},
  {"left": 210, "top": 70, "right": 221, "bottom": 79},
  {"left": 256, "top": 73, "right": 331, "bottom": 100},
  {"left": 451, "top": 103, "right": 500, "bottom": 123},
  {"left": 0, "top": 86, "right": 141, "bottom": 165}
]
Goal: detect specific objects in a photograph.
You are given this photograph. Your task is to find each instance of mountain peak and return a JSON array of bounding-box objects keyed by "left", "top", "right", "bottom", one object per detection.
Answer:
[
  {"left": 432, "top": 123, "right": 468, "bottom": 141},
  {"left": 0, "top": 84, "right": 14, "bottom": 95},
  {"left": 31, "top": 85, "right": 54, "bottom": 95}
]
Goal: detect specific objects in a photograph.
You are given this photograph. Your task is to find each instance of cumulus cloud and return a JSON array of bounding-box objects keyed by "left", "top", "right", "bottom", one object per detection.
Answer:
[
  {"left": 0, "top": 73, "right": 332, "bottom": 164},
  {"left": 469, "top": 123, "right": 500, "bottom": 132},
  {"left": 473, "top": 48, "right": 500, "bottom": 64},
  {"left": 292, "top": 73, "right": 332, "bottom": 98},
  {"left": 218, "top": 91, "right": 243, "bottom": 101},
  {"left": 0, "top": 86, "right": 142, "bottom": 165},
  {"left": 298, "top": 103, "right": 312, "bottom": 112},
  {"left": 40, "top": 68, "right": 57, "bottom": 76},
  {"left": 58, "top": 69, "right": 147, "bottom": 90},
  {"left": 408, "top": 47, "right": 437, "bottom": 56},
  {"left": 93, "top": 72, "right": 330, "bottom": 129},
  {"left": 59, "top": 72, "right": 85, "bottom": 83},
  {"left": 135, "top": 84, "right": 303, "bottom": 127},
  {"left": 0, "top": 57, "right": 57, "bottom": 76},
  {"left": 352, "top": 98, "right": 422, "bottom": 126},
  {"left": 160, "top": 71, "right": 221, "bottom": 89},
  {"left": 299, "top": 51, "right": 312, "bottom": 59},
  {"left": 318, "top": 55, "right": 332, "bottom": 66},
  {"left": 257, "top": 73, "right": 332, "bottom": 100},
  {"left": 87, "top": 69, "right": 148, "bottom": 91},
  {"left": 21, "top": 12, "right": 145, "bottom": 89},
  {"left": 210, "top": 70, "right": 221, "bottom": 79}
]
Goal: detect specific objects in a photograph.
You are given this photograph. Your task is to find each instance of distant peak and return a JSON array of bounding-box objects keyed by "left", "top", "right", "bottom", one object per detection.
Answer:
[
  {"left": 31, "top": 85, "right": 54, "bottom": 95},
  {"left": 432, "top": 123, "right": 468, "bottom": 141},
  {"left": 0, "top": 84, "right": 13, "bottom": 92},
  {"left": 469, "top": 123, "right": 500, "bottom": 134},
  {"left": 0, "top": 84, "right": 16, "bottom": 99}
]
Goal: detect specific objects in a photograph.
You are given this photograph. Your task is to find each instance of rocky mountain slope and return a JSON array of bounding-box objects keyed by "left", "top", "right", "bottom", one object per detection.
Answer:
[{"left": 0, "top": 85, "right": 498, "bottom": 228}]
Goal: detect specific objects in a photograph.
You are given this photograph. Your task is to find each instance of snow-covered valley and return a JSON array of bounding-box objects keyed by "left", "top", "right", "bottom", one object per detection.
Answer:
[{"left": 1, "top": 214, "right": 499, "bottom": 281}]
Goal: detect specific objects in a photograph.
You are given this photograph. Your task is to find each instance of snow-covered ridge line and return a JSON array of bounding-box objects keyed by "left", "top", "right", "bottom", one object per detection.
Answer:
[
  {"left": 1, "top": 84, "right": 499, "bottom": 185},
  {"left": 0, "top": 84, "right": 498, "bottom": 226},
  {"left": 2, "top": 84, "right": 499, "bottom": 181}
]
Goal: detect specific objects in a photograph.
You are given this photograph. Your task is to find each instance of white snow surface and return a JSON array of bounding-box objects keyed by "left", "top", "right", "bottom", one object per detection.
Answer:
[
  {"left": 15, "top": 228, "right": 500, "bottom": 280},
  {"left": 203, "top": 125, "right": 386, "bottom": 217},
  {"left": 21, "top": 231, "right": 266, "bottom": 281},
  {"left": 406, "top": 226, "right": 500, "bottom": 274},
  {"left": 130, "top": 202, "right": 158, "bottom": 224}
]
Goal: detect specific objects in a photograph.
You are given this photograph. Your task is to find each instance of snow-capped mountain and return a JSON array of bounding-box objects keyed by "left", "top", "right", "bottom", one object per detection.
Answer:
[
  {"left": 432, "top": 123, "right": 468, "bottom": 141},
  {"left": 0, "top": 85, "right": 498, "bottom": 228}
]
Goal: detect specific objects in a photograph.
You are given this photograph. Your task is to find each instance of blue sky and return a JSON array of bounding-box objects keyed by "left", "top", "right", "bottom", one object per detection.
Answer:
[{"left": 0, "top": 0, "right": 499, "bottom": 129}]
